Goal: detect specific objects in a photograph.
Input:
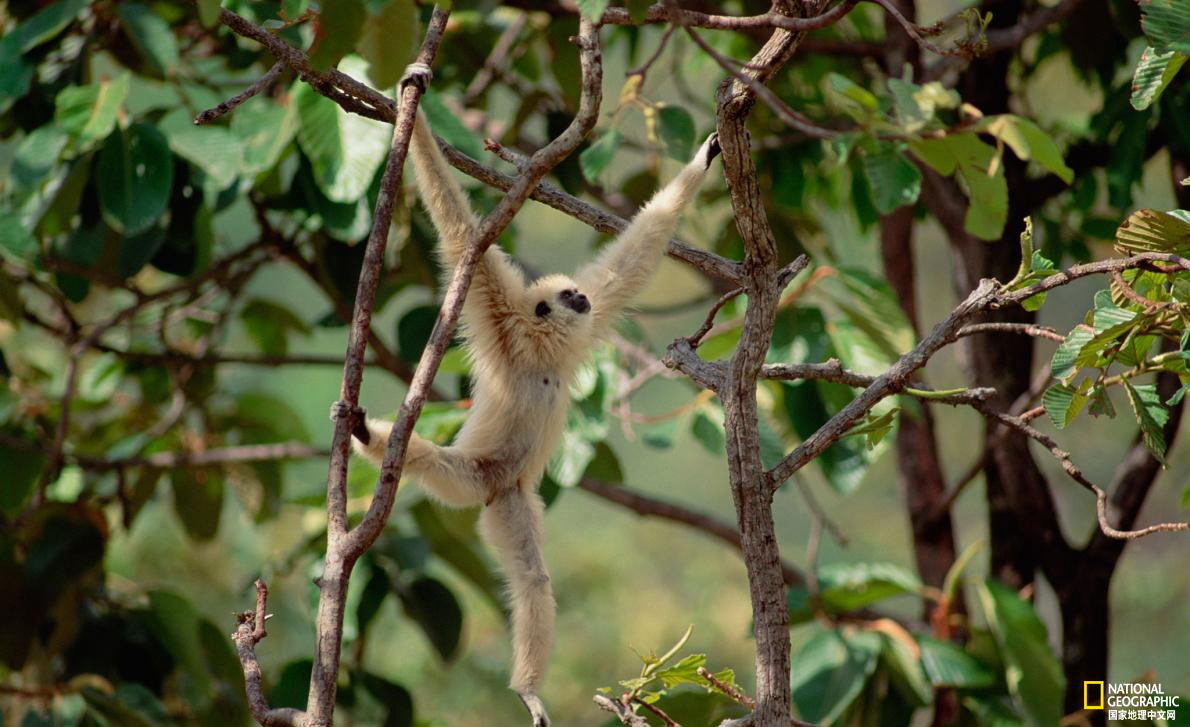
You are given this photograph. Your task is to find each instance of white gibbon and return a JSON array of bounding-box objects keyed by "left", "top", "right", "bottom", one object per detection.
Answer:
[{"left": 337, "top": 63, "right": 720, "bottom": 727}]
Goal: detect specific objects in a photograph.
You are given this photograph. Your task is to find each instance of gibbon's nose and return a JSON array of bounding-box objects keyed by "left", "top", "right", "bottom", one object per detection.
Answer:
[{"left": 559, "top": 289, "right": 591, "bottom": 314}]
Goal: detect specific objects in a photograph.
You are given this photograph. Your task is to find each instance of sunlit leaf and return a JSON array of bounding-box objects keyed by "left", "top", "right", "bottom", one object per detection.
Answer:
[
  {"left": 977, "top": 115, "right": 1073, "bottom": 184},
  {"left": 1131, "top": 46, "right": 1187, "bottom": 110},
  {"left": 1115, "top": 208, "right": 1190, "bottom": 256},
  {"left": 1140, "top": 0, "right": 1190, "bottom": 54},
  {"left": 1123, "top": 380, "right": 1169, "bottom": 463},
  {"left": 55, "top": 73, "right": 131, "bottom": 144}
]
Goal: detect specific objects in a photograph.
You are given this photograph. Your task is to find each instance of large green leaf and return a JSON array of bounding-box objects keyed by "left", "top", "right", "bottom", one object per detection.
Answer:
[
  {"left": 1123, "top": 380, "right": 1170, "bottom": 462},
  {"left": 1132, "top": 46, "right": 1187, "bottom": 110},
  {"left": 116, "top": 3, "right": 179, "bottom": 77},
  {"left": 7, "top": 0, "right": 90, "bottom": 53},
  {"left": 232, "top": 97, "right": 299, "bottom": 175},
  {"left": 294, "top": 58, "right": 390, "bottom": 203},
  {"left": 816, "top": 561, "right": 923, "bottom": 612},
  {"left": 397, "top": 576, "right": 463, "bottom": 661},
  {"left": 170, "top": 469, "right": 224, "bottom": 541},
  {"left": 54, "top": 73, "right": 131, "bottom": 144},
  {"left": 95, "top": 123, "right": 174, "bottom": 235},
  {"left": 409, "top": 500, "right": 504, "bottom": 611},
  {"left": 918, "top": 637, "right": 996, "bottom": 688},
  {"left": 656, "top": 105, "right": 696, "bottom": 161},
  {"left": 976, "top": 580, "right": 1065, "bottom": 727},
  {"left": 791, "top": 629, "right": 882, "bottom": 724},
  {"left": 862, "top": 144, "right": 922, "bottom": 214},
  {"left": 308, "top": 0, "right": 367, "bottom": 70},
  {"left": 358, "top": 0, "right": 419, "bottom": 88},
  {"left": 1140, "top": 0, "right": 1190, "bottom": 54},
  {"left": 159, "top": 109, "right": 244, "bottom": 189}
]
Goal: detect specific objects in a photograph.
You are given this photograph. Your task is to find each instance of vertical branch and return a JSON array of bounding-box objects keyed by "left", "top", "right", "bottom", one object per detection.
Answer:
[
  {"left": 308, "top": 10, "right": 450, "bottom": 726},
  {"left": 692, "top": 1, "right": 820, "bottom": 724}
]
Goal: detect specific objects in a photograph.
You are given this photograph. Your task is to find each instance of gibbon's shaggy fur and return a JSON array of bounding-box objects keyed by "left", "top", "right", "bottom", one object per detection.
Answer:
[{"left": 342, "top": 63, "right": 720, "bottom": 727}]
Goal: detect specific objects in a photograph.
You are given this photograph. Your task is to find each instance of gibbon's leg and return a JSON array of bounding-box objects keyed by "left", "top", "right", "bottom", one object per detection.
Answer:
[
  {"left": 479, "top": 488, "right": 555, "bottom": 727},
  {"left": 575, "top": 132, "right": 721, "bottom": 338},
  {"left": 329, "top": 403, "right": 489, "bottom": 508}
]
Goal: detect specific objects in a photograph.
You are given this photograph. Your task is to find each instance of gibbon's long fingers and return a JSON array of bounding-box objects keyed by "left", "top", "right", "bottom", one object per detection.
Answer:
[
  {"left": 479, "top": 490, "right": 555, "bottom": 721},
  {"left": 408, "top": 111, "right": 479, "bottom": 260},
  {"left": 575, "top": 132, "right": 720, "bottom": 338}
]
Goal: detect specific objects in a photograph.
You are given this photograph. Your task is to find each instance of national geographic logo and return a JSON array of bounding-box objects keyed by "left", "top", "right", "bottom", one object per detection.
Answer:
[{"left": 1084, "top": 681, "right": 1180, "bottom": 721}]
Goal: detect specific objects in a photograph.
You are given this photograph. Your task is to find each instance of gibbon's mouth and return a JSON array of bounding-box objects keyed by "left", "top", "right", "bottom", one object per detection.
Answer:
[{"left": 558, "top": 288, "right": 590, "bottom": 314}]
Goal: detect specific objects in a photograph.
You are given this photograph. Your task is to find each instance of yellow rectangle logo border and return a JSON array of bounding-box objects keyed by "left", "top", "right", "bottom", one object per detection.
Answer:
[{"left": 1084, "top": 681, "right": 1105, "bottom": 710}]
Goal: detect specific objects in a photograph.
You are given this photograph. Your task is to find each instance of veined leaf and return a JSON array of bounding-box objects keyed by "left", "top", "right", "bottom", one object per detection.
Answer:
[
  {"left": 1050, "top": 326, "right": 1095, "bottom": 381},
  {"left": 1042, "top": 382, "right": 1088, "bottom": 429},
  {"left": 862, "top": 144, "right": 922, "bottom": 214},
  {"left": 1132, "top": 46, "right": 1187, "bottom": 110},
  {"left": 1115, "top": 208, "right": 1190, "bottom": 255},
  {"left": 1140, "top": 0, "right": 1190, "bottom": 54},
  {"left": 1123, "top": 380, "right": 1169, "bottom": 463},
  {"left": 977, "top": 115, "right": 1073, "bottom": 183}
]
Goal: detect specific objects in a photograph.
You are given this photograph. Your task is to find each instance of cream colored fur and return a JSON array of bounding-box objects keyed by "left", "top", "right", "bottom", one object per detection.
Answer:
[{"left": 351, "top": 85, "right": 718, "bottom": 726}]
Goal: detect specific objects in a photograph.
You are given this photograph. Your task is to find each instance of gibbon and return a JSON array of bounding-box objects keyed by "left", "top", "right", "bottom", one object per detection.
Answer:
[{"left": 338, "top": 63, "right": 720, "bottom": 727}]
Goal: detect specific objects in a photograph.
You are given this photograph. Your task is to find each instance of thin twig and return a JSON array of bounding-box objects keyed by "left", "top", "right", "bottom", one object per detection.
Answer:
[
  {"left": 231, "top": 580, "right": 302, "bottom": 727},
  {"left": 955, "top": 322, "right": 1064, "bottom": 342},
  {"left": 194, "top": 62, "right": 283, "bottom": 124},
  {"left": 632, "top": 696, "right": 684, "bottom": 727},
  {"left": 594, "top": 695, "right": 650, "bottom": 727}
]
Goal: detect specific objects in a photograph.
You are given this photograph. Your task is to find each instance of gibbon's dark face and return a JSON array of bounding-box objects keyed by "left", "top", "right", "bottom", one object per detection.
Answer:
[{"left": 537, "top": 288, "right": 590, "bottom": 317}]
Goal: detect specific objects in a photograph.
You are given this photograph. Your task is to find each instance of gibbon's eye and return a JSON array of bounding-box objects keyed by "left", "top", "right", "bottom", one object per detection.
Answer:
[{"left": 535, "top": 301, "right": 551, "bottom": 317}]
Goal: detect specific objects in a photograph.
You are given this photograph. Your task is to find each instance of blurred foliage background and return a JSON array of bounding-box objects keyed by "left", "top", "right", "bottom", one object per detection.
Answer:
[{"left": 0, "top": 0, "right": 1187, "bottom": 726}]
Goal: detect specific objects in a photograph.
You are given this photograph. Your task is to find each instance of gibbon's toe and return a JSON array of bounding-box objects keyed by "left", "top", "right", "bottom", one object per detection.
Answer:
[
  {"left": 518, "top": 693, "right": 550, "bottom": 727},
  {"left": 704, "top": 132, "right": 721, "bottom": 166},
  {"left": 400, "top": 62, "right": 433, "bottom": 92}
]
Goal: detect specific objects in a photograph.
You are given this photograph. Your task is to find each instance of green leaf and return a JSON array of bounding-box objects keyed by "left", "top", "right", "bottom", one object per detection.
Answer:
[
  {"left": 7, "top": 0, "right": 90, "bottom": 53},
  {"left": 0, "top": 210, "right": 38, "bottom": 261},
  {"left": 240, "top": 298, "right": 309, "bottom": 356},
  {"left": 691, "top": 409, "right": 725, "bottom": 454},
  {"left": 358, "top": 0, "right": 419, "bottom": 88},
  {"left": 96, "top": 123, "right": 174, "bottom": 235},
  {"left": 918, "top": 637, "right": 996, "bottom": 688},
  {"left": 582, "top": 441, "right": 624, "bottom": 483},
  {"left": 358, "top": 673, "right": 414, "bottom": 727},
  {"left": 170, "top": 469, "right": 224, "bottom": 541},
  {"left": 816, "top": 561, "right": 923, "bottom": 612},
  {"left": 397, "top": 576, "right": 463, "bottom": 661},
  {"left": 959, "top": 156, "right": 1008, "bottom": 240},
  {"left": 0, "top": 441, "right": 44, "bottom": 514},
  {"left": 1123, "top": 380, "right": 1169, "bottom": 463},
  {"left": 0, "top": 38, "right": 32, "bottom": 114},
  {"left": 791, "top": 629, "right": 882, "bottom": 724},
  {"left": 627, "top": 0, "right": 652, "bottom": 23},
  {"left": 655, "top": 653, "right": 709, "bottom": 688},
  {"left": 410, "top": 500, "right": 504, "bottom": 611},
  {"left": 978, "top": 115, "right": 1073, "bottom": 183},
  {"left": 81, "top": 685, "right": 169, "bottom": 727},
  {"left": 197, "top": 0, "right": 222, "bottom": 27},
  {"left": 294, "top": 60, "right": 391, "bottom": 203},
  {"left": 1042, "top": 382, "right": 1088, "bottom": 429},
  {"left": 976, "top": 580, "right": 1065, "bottom": 727},
  {"left": 825, "top": 73, "right": 880, "bottom": 119},
  {"left": 1131, "top": 46, "right": 1187, "bottom": 110},
  {"left": 159, "top": 109, "right": 244, "bottom": 189},
  {"left": 963, "top": 696, "right": 1027, "bottom": 727},
  {"left": 548, "top": 429, "right": 596, "bottom": 484},
  {"left": 1050, "top": 326, "right": 1094, "bottom": 381},
  {"left": 116, "top": 3, "right": 179, "bottom": 77},
  {"left": 580, "top": 128, "right": 622, "bottom": 184},
  {"left": 309, "top": 0, "right": 367, "bottom": 70},
  {"left": 397, "top": 305, "right": 439, "bottom": 366},
  {"left": 576, "top": 0, "right": 611, "bottom": 20},
  {"left": 656, "top": 105, "right": 696, "bottom": 161},
  {"left": 1140, "top": 0, "right": 1190, "bottom": 54},
  {"left": 909, "top": 137, "right": 958, "bottom": 176},
  {"left": 862, "top": 144, "right": 922, "bottom": 214},
  {"left": 879, "top": 634, "right": 933, "bottom": 706},
  {"left": 1115, "top": 208, "right": 1190, "bottom": 256},
  {"left": 232, "top": 97, "right": 300, "bottom": 175},
  {"left": 54, "top": 73, "right": 131, "bottom": 144}
]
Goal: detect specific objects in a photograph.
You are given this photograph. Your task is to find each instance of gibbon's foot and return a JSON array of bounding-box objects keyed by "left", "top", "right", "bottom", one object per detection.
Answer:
[
  {"left": 700, "top": 132, "right": 721, "bottom": 168},
  {"left": 329, "top": 401, "right": 371, "bottom": 445},
  {"left": 517, "top": 693, "right": 550, "bottom": 727},
  {"left": 400, "top": 62, "right": 433, "bottom": 93}
]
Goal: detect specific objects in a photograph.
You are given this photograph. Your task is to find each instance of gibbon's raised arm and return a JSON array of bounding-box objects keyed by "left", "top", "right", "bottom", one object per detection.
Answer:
[
  {"left": 408, "top": 111, "right": 527, "bottom": 350},
  {"left": 575, "top": 133, "right": 721, "bottom": 339}
]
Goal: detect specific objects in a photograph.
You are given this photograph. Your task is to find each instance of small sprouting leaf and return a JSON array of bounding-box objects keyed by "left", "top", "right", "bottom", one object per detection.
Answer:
[
  {"left": 96, "top": 123, "right": 174, "bottom": 235},
  {"left": 1131, "top": 46, "right": 1187, "bottom": 110},
  {"left": 656, "top": 105, "right": 696, "bottom": 161},
  {"left": 1123, "top": 380, "right": 1169, "bottom": 463},
  {"left": 862, "top": 145, "right": 922, "bottom": 214},
  {"left": 580, "top": 128, "right": 622, "bottom": 184}
]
